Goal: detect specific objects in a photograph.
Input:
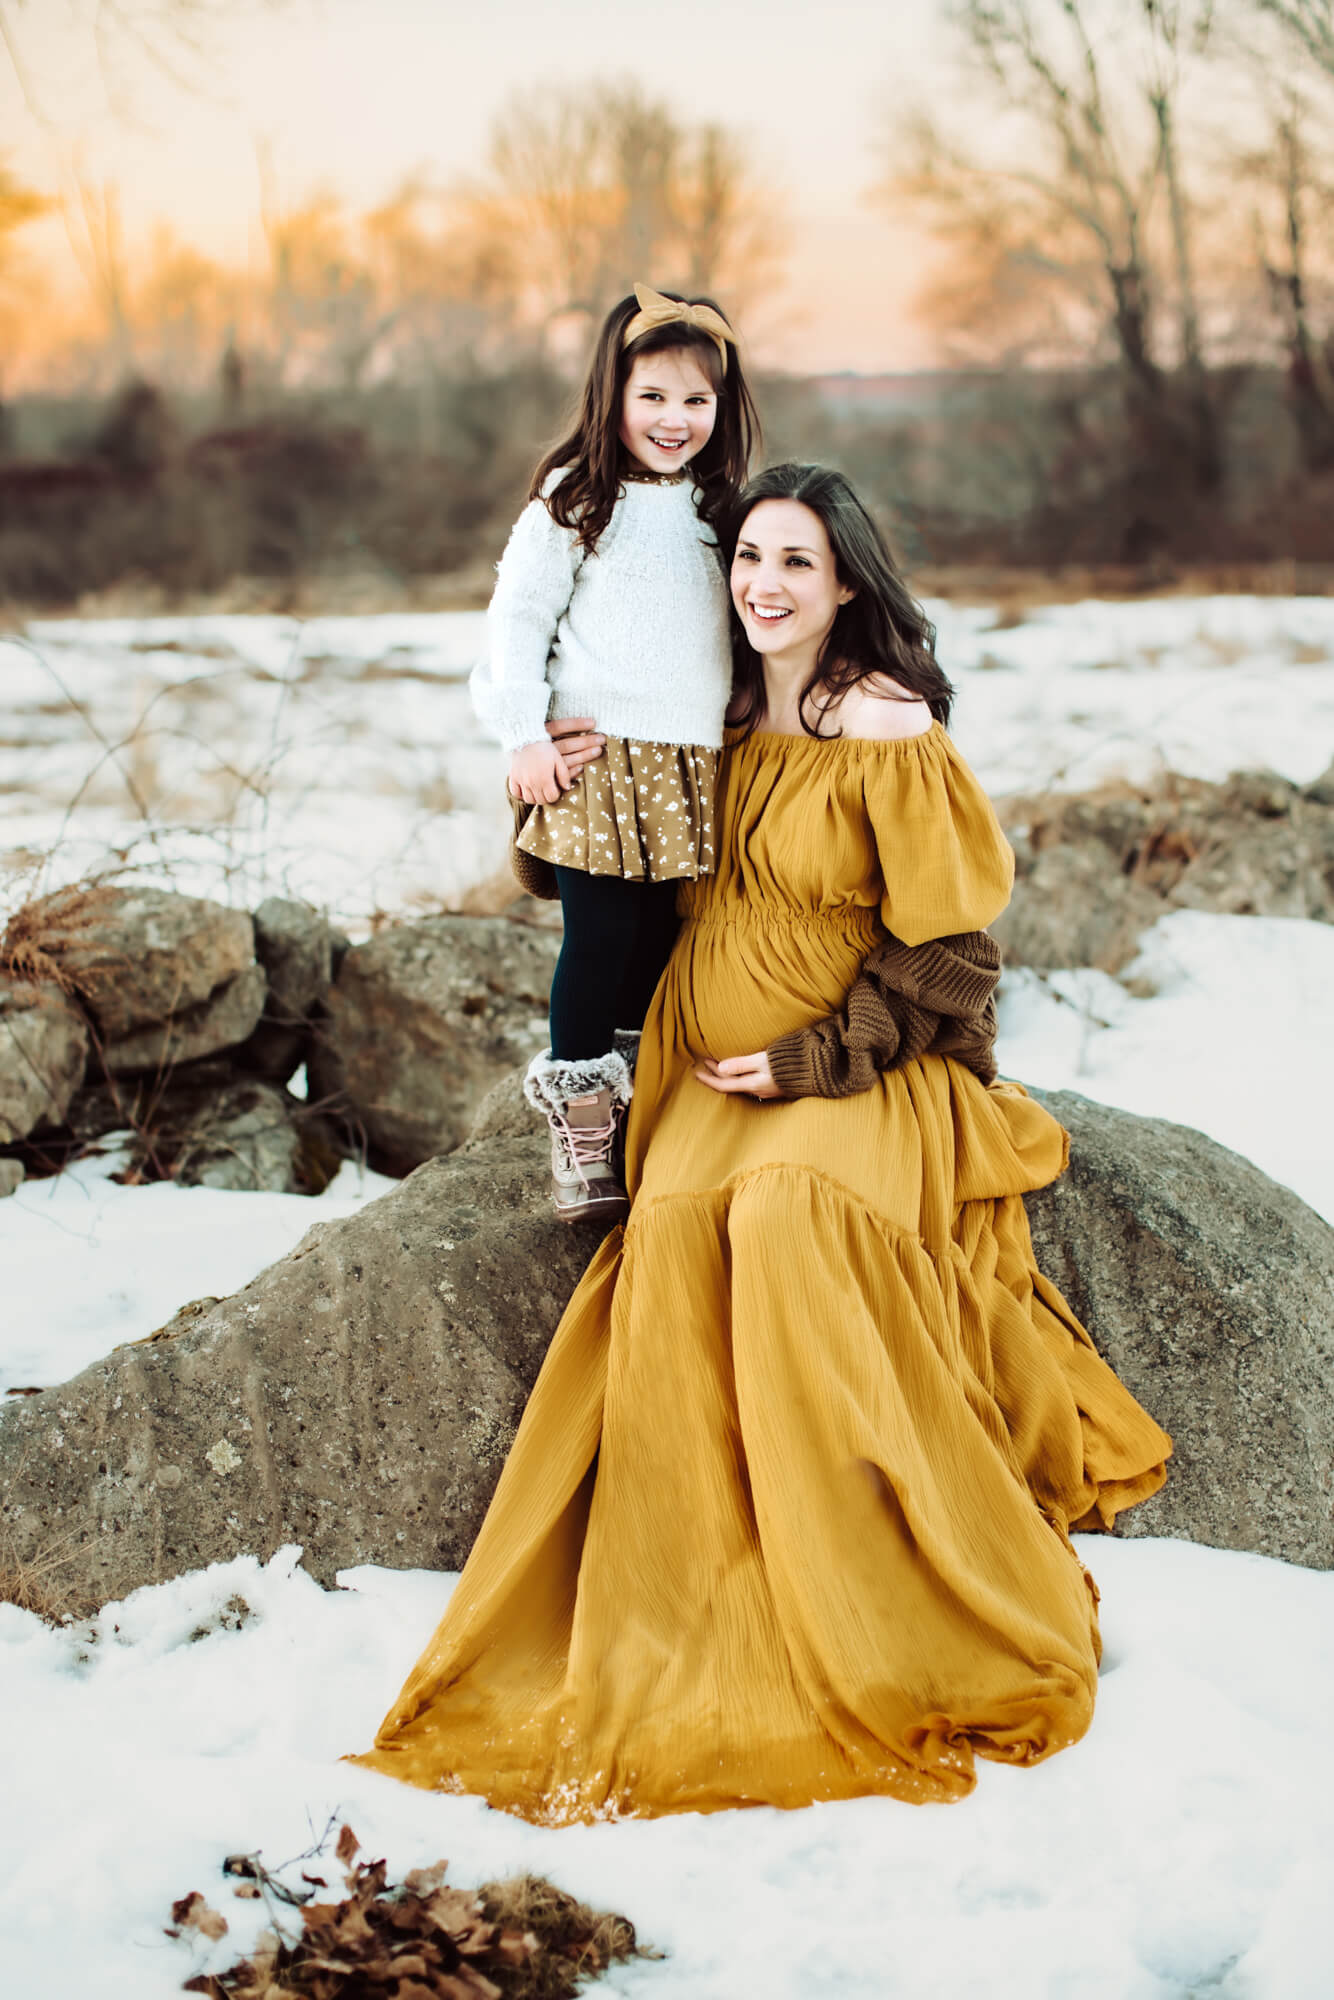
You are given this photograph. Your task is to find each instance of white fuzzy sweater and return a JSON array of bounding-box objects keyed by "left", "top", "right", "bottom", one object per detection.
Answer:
[{"left": 471, "top": 474, "right": 734, "bottom": 753}]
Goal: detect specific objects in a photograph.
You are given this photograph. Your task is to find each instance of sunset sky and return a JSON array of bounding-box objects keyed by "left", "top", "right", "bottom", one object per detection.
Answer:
[{"left": 2, "top": 0, "right": 957, "bottom": 372}]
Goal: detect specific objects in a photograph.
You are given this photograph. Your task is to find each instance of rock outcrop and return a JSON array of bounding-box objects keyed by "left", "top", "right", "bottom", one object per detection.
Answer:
[
  {"left": 1024, "top": 1090, "right": 1334, "bottom": 1565},
  {"left": 0, "top": 1131, "right": 598, "bottom": 1612},
  {"left": 0, "top": 975, "right": 89, "bottom": 1141},
  {"left": 309, "top": 916, "right": 559, "bottom": 1172},
  {"left": 167, "top": 1079, "right": 327, "bottom": 1194},
  {"left": 3, "top": 1083, "right": 1330, "bottom": 1616},
  {"left": 237, "top": 896, "right": 346, "bottom": 1084},
  {"left": 3, "top": 893, "right": 536, "bottom": 1190},
  {"left": 101, "top": 960, "right": 268, "bottom": 1074},
  {"left": 996, "top": 766, "right": 1334, "bottom": 971},
  {"left": 49, "top": 887, "right": 256, "bottom": 1042}
]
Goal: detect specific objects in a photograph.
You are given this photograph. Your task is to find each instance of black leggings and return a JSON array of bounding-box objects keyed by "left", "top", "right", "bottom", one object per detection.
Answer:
[{"left": 549, "top": 867, "right": 681, "bottom": 1061}]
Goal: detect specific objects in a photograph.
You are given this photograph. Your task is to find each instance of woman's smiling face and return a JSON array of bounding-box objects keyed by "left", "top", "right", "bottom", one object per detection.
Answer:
[
  {"left": 730, "top": 497, "right": 853, "bottom": 660},
  {"left": 619, "top": 347, "right": 719, "bottom": 475}
]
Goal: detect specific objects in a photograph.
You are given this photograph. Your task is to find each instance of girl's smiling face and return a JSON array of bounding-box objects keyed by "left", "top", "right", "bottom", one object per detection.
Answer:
[
  {"left": 619, "top": 347, "right": 719, "bottom": 475},
  {"left": 730, "top": 498, "right": 854, "bottom": 660}
]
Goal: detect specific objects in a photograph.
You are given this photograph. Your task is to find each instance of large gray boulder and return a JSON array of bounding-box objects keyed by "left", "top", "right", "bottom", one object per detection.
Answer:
[
  {"left": 168, "top": 1079, "right": 311, "bottom": 1194},
  {"left": 0, "top": 976, "right": 88, "bottom": 1140},
  {"left": 308, "top": 915, "right": 559, "bottom": 1172},
  {"left": 36, "top": 887, "right": 256, "bottom": 1038},
  {"left": 0, "top": 1132, "right": 596, "bottom": 1614},
  {"left": 1, "top": 1085, "right": 1331, "bottom": 1616},
  {"left": 101, "top": 961, "right": 267, "bottom": 1074},
  {"left": 61, "top": 1066, "right": 338, "bottom": 1194},
  {"left": 12, "top": 885, "right": 268, "bottom": 1077},
  {"left": 235, "top": 897, "right": 345, "bottom": 1084},
  {"left": 1025, "top": 1090, "right": 1334, "bottom": 1566}
]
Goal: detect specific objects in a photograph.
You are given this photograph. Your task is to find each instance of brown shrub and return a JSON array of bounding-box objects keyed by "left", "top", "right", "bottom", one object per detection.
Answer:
[{"left": 0, "top": 879, "right": 129, "bottom": 1002}]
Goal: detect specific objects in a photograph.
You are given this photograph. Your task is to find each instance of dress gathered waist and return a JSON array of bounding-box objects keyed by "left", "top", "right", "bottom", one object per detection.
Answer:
[{"left": 684, "top": 903, "right": 883, "bottom": 936}]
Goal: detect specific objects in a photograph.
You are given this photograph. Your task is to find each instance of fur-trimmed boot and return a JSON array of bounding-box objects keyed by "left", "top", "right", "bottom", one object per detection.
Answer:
[
  {"left": 524, "top": 1048, "right": 634, "bottom": 1225},
  {"left": 613, "top": 1027, "right": 642, "bottom": 1072}
]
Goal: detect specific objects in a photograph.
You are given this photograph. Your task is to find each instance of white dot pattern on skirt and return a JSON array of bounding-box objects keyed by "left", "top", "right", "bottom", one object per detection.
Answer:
[{"left": 516, "top": 737, "right": 718, "bottom": 883}]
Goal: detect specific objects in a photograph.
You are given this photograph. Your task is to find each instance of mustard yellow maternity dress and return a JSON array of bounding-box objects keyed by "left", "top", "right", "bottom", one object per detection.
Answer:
[{"left": 353, "top": 724, "right": 1170, "bottom": 1820}]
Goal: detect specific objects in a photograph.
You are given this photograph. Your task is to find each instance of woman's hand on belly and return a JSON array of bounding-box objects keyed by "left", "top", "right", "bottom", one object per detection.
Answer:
[{"left": 694, "top": 1050, "right": 782, "bottom": 1100}]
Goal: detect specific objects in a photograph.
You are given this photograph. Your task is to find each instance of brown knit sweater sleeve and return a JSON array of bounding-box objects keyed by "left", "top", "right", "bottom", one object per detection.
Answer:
[{"left": 766, "top": 930, "right": 1002, "bottom": 1099}]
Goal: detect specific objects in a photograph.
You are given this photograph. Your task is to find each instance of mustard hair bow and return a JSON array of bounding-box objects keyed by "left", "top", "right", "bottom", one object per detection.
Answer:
[{"left": 622, "top": 281, "right": 734, "bottom": 373}]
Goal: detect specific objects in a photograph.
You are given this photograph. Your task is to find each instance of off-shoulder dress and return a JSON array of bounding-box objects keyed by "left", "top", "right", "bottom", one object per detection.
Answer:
[{"left": 352, "top": 723, "right": 1170, "bottom": 1820}]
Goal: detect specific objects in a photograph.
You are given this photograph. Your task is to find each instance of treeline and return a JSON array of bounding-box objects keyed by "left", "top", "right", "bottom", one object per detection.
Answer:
[
  {"left": 1, "top": 354, "right": 1330, "bottom": 607},
  {"left": 880, "top": 0, "right": 1334, "bottom": 541},
  {"left": 2, "top": 3, "right": 1334, "bottom": 598}
]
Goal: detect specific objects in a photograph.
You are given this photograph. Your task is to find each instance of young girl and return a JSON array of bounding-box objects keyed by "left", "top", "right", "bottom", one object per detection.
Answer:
[{"left": 471, "top": 282, "right": 759, "bottom": 1223}]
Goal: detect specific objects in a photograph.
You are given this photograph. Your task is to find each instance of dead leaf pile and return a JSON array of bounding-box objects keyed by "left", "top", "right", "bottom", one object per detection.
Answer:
[{"left": 169, "top": 1822, "right": 651, "bottom": 1999}]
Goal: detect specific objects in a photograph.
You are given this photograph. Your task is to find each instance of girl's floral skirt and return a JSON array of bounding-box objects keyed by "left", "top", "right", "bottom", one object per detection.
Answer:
[{"left": 511, "top": 736, "right": 717, "bottom": 898}]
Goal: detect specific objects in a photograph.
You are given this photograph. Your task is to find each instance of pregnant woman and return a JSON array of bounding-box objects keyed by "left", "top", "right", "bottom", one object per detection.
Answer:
[{"left": 352, "top": 463, "right": 1170, "bottom": 1820}]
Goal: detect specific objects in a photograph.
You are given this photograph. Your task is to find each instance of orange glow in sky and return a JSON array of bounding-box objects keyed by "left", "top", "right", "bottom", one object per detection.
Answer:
[{"left": 2, "top": 0, "right": 954, "bottom": 374}]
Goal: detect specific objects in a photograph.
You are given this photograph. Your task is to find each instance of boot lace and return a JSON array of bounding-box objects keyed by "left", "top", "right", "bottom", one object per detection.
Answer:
[{"left": 552, "top": 1106, "right": 621, "bottom": 1187}]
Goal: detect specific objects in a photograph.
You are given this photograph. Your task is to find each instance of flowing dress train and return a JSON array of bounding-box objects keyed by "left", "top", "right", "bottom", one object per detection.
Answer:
[{"left": 351, "top": 724, "right": 1170, "bottom": 1820}]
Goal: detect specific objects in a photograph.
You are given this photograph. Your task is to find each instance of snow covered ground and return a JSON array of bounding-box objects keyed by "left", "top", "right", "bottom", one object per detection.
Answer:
[
  {"left": 998, "top": 907, "right": 1334, "bottom": 1226},
  {"left": 3, "top": 1537, "right": 1332, "bottom": 1999},
  {"left": 3, "top": 595, "right": 1333, "bottom": 929},
  {"left": 3, "top": 598, "right": 1333, "bottom": 1997}
]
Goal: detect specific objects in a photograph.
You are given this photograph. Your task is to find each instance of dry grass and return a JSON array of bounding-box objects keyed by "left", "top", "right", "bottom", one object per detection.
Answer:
[
  {"left": 1, "top": 565, "right": 499, "bottom": 626},
  {"left": 8, "top": 558, "right": 1330, "bottom": 630},
  {"left": 0, "top": 1524, "right": 77, "bottom": 1625},
  {"left": 911, "top": 557, "right": 1334, "bottom": 609},
  {"left": 0, "top": 876, "right": 129, "bottom": 1003},
  {"left": 478, "top": 1874, "right": 652, "bottom": 1999}
]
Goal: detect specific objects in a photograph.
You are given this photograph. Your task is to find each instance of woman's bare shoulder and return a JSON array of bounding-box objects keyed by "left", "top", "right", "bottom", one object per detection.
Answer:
[{"left": 834, "top": 676, "right": 934, "bottom": 742}]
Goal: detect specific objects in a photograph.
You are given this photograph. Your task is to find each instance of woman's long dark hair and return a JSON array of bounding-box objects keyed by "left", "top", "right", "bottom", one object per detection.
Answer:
[
  {"left": 531, "top": 290, "right": 760, "bottom": 555},
  {"left": 723, "top": 462, "right": 953, "bottom": 737}
]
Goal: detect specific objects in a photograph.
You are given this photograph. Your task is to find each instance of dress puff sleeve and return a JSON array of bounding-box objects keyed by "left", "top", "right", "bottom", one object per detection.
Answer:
[
  {"left": 863, "top": 725, "right": 1014, "bottom": 946},
  {"left": 470, "top": 487, "right": 582, "bottom": 754}
]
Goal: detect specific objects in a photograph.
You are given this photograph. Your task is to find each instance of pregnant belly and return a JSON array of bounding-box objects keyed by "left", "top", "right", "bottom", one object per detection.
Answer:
[{"left": 666, "top": 910, "right": 880, "bottom": 1058}]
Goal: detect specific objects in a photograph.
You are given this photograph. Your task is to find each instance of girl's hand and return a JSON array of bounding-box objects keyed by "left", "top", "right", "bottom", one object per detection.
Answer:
[
  {"left": 545, "top": 716, "right": 606, "bottom": 777},
  {"left": 509, "top": 737, "right": 572, "bottom": 805},
  {"left": 694, "top": 1052, "right": 782, "bottom": 1100}
]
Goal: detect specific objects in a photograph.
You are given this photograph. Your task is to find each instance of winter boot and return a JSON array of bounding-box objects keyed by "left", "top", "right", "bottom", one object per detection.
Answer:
[
  {"left": 524, "top": 1049, "right": 633, "bottom": 1225},
  {"left": 613, "top": 1027, "right": 642, "bottom": 1071}
]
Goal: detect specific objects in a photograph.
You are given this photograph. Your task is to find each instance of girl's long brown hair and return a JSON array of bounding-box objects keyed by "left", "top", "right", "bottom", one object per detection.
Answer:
[
  {"left": 724, "top": 462, "right": 954, "bottom": 738},
  {"left": 531, "top": 290, "right": 760, "bottom": 554}
]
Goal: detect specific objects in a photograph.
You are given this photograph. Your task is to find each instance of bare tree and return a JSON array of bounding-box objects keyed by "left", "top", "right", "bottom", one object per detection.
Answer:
[
  {"left": 256, "top": 159, "right": 387, "bottom": 393},
  {"left": 359, "top": 179, "right": 526, "bottom": 445},
  {"left": 0, "top": 158, "right": 51, "bottom": 420},
  {"left": 676, "top": 123, "right": 782, "bottom": 305},
  {"left": 1140, "top": 0, "right": 1221, "bottom": 485},
  {"left": 889, "top": 107, "right": 1143, "bottom": 370},
  {"left": 249, "top": 161, "right": 530, "bottom": 401},
  {"left": 883, "top": 0, "right": 1225, "bottom": 490},
  {"left": 1, "top": 2, "right": 291, "bottom": 390},
  {"left": 0, "top": 0, "right": 277, "bottom": 127},
  {"left": 135, "top": 226, "right": 238, "bottom": 389},
  {"left": 66, "top": 175, "right": 135, "bottom": 376},
  {"left": 1238, "top": 78, "right": 1334, "bottom": 464},
  {"left": 1256, "top": 0, "right": 1334, "bottom": 70},
  {"left": 0, "top": 158, "right": 48, "bottom": 260},
  {"left": 482, "top": 80, "right": 783, "bottom": 339}
]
